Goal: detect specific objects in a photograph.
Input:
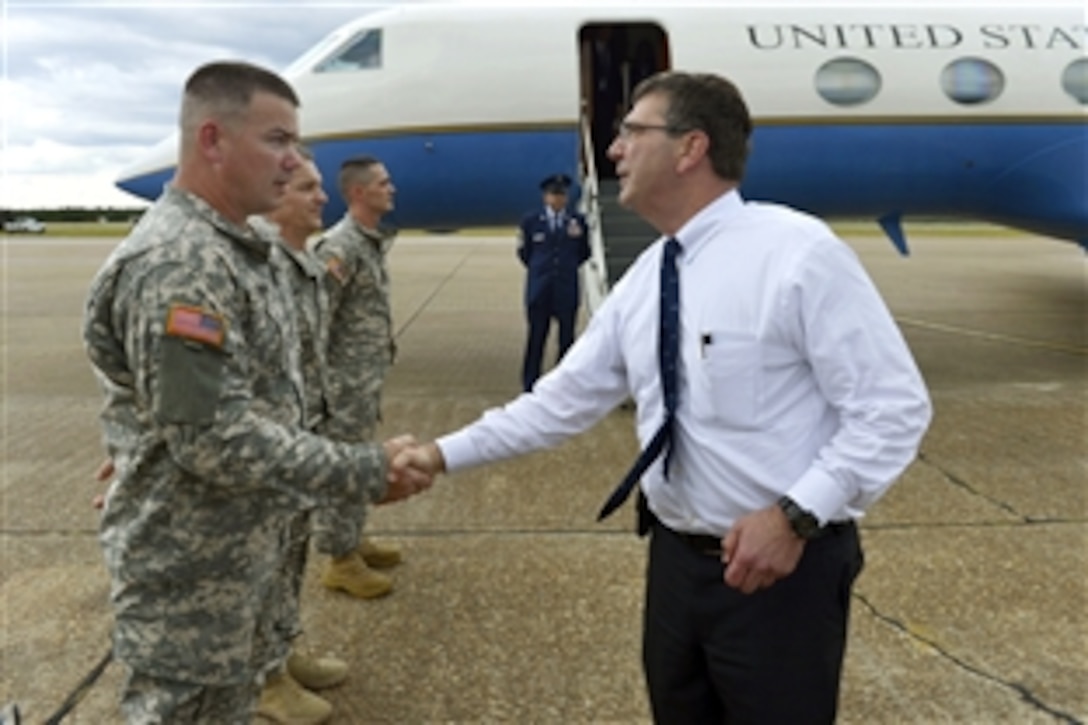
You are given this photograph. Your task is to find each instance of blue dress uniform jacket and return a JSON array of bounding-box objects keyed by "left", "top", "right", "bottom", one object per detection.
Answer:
[
  {"left": 517, "top": 208, "right": 591, "bottom": 391},
  {"left": 518, "top": 209, "right": 590, "bottom": 310}
]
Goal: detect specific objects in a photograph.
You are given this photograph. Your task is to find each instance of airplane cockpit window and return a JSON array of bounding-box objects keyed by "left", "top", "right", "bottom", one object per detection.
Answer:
[
  {"left": 315, "top": 29, "right": 382, "bottom": 73},
  {"left": 1061, "top": 58, "right": 1088, "bottom": 104},
  {"left": 814, "top": 58, "right": 880, "bottom": 106},
  {"left": 941, "top": 58, "right": 1004, "bottom": 105}
]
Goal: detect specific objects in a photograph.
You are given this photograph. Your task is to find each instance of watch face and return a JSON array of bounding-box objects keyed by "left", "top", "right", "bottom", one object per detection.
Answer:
[
  {"left": 779, "top": 496, "right": 821, "bottom": 539},
  {"left": 795, "top": 513, "right": 821, "bottom": 539}
]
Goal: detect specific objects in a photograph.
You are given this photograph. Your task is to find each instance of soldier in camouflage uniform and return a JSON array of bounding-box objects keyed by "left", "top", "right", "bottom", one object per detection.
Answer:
[
  {"left": 82, "top": 61, "right": 429, "bottom": 724},
  {"left": 311, "top": 156, "right": 403, "bottom": 599},
  {"left": 250, "top": 151, "right": 347, "bottom": 725}
]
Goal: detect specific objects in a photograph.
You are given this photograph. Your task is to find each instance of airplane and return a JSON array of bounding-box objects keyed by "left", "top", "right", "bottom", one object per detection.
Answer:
[{"left": 116, "top": 2, "right": 1088, "bottom": 303}]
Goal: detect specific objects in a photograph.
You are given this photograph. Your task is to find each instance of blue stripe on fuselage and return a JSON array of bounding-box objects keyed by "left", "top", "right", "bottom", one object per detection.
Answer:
[
  {"left": 309, "top": 128, "right": 581, "bottom": 229},
  {"left": 116, "top": 122, "right": 1087, "bottom": 241},
  {"left": 743, "top": 123, "right": 1087, "bottom": 241}
]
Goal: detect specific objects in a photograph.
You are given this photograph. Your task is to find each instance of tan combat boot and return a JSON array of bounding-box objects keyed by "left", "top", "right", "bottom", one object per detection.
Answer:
[
  {"left": 358, "top": 537, "right": 402, "bottom": 569},
  {"left": 257, "top": 671, "right": 333, "bottom": 725},
  {"left": 321, "top": 552, "right": 393, "bottom": 599},
  {"left": 287, "top": 651, "right": 348, "bottom": 690}
]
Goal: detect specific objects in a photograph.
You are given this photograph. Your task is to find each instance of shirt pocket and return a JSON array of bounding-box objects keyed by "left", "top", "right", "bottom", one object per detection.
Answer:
[{"left": 691, "top": 330, "right": 762, "bottom": 431}]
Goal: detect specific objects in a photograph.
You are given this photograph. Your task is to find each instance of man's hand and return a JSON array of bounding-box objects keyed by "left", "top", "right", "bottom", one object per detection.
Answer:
[
  {"left": 92, "top": 458, "right": 114, "bottom": 510},
  {"left": 721, "top": 504, "right": 805, "bottom": 594},
  {"left": 378, "top": 435, "right": 436, "bottom": 504},
  {"left": 392, "top": 440, "right": 446, "bottom": 480}
]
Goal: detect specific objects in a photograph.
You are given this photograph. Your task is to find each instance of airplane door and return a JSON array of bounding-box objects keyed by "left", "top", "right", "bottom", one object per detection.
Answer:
[{"left": 579, "top": 23, "right": 670, "bottom": 179}]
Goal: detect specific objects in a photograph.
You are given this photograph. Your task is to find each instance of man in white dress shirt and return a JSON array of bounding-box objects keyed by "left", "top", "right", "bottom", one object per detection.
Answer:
[{"left": 394, "top": 71, "right": 932, "bottom": 724}]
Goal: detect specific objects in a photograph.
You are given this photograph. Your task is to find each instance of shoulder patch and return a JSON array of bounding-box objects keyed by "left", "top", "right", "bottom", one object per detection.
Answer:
[
  {"left": 165, "top": 304, "right": 226, "bottom": 348},
  {"left": 326, "top": 256, "right": 347, "bottom": 284}
]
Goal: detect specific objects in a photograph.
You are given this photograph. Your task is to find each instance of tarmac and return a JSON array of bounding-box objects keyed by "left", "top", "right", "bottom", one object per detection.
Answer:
[{"left": 0, "top": 228, "right": 1085, "bottom": 724}]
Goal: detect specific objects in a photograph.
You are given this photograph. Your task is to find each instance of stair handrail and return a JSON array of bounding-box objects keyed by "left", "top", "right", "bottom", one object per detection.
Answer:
[{"left": 578, "top": 113, "right": 610, "bottom": 316}]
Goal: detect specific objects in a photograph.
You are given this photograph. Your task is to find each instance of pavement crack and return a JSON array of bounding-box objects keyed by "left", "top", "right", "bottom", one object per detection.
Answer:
[
  {"left": 854, "top": 592, "right": 1083, "bottom": 724},
  {"left": 393, "top": 248, "right": 474, "bottom": 339},
  {"left": 918, "top": 450, "right": 1027, "bottom": 521}
]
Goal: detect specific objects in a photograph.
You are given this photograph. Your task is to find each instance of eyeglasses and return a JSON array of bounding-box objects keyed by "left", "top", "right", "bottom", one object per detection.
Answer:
[{"left": 616, "top": 120, "right": 688, "bottom": 140}]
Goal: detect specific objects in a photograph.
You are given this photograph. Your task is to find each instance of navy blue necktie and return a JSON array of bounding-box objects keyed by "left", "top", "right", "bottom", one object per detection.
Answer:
[{"left": 598, "top": 237, "right": 681, "bottom": 521}]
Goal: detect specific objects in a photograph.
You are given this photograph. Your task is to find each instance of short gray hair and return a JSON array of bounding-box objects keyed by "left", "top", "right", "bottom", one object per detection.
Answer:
[{"left": 631, "top": 71, "right": 752, "bottom": 181}]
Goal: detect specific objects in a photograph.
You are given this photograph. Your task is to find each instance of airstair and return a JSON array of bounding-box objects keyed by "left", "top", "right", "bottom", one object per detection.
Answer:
[
  {"left": 595, "top": 177, "right": 658, "bottom": 286},
  {"left": 578, "top": 120, "right": 659, "bottom": 315}
]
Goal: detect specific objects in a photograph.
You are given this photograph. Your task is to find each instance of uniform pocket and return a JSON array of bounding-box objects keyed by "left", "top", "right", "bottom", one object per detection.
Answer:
[
  {"left": 155, "top": 336, "right": 225, "bottom": 425},
  {"left": 692, "top": 330, "right": 762, "bottom": 430}
]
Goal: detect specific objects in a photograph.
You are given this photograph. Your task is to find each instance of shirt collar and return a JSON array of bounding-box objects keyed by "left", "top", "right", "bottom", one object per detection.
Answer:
[
  {"left": 670, "top": 189, "right": 743, "bottom": 264},
  {"left": 167, "top": 185, "right": 272, "bottom": 260}
]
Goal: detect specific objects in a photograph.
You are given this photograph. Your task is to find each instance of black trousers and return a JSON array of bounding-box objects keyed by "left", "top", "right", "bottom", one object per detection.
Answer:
[
  {"left": 521, "top": 298, "right": 577, "bottom": 392},
  {"left": 642, "top": 519, "right": 863, "bottom": 724}
]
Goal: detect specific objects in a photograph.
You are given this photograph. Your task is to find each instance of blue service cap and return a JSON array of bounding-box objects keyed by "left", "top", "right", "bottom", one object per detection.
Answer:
[{"left": 540, "top": 173, "right": 572, "bottom": 193}]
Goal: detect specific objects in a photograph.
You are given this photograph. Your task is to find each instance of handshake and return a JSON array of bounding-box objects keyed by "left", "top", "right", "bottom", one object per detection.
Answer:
[
  {"left": 378, "top": 435, "right": 446, "bottom": 504},
  {"left": 92, "top": 437, "right": 449, "bottom": 510}
]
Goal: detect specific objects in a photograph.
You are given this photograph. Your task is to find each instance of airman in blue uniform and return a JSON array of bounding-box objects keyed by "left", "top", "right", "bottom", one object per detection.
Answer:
[{"left": 517, "top": 173, "right": 591, "bottom": 391}]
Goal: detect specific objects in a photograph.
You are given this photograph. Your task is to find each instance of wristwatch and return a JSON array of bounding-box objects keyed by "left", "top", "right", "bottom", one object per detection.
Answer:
[{"left": 777, "top": 495, "right": 822, "bottom": 540}]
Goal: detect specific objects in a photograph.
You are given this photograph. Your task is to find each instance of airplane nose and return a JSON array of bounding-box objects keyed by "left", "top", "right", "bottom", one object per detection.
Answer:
[
  {"left": 114, "top": 132, "right": 178, "bottom": 202},
  {"left": 117, "top": 168, "right": 172, "bottom": 203}
]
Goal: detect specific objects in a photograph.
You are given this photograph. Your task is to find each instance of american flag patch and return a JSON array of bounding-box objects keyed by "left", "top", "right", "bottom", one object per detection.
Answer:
[
  {"left": 326, "top": 256, "right": 346, "bottom": 284},
  {"left": 165, "top": 304, "right": 226, "bottom": 347}
]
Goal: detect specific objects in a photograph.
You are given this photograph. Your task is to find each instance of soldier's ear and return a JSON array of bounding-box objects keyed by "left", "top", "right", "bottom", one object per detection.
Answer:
[
  {"left": 348, "top": 182, "right": 366, "bottom": 204},
  {"left": 197, "top": 120, "right": 225, "bottom": 163}
]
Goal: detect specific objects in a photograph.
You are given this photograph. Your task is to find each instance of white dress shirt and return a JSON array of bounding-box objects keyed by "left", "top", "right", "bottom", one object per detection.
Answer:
[{"left": 438, "top": 190, "right": 932, "bottom": 535}]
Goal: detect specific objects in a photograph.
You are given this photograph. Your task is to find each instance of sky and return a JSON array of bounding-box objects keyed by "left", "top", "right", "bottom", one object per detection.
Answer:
[
  {"left": 1, "top": 1, "right": 385, "bottom": 210},
  {"left": 1, "top": 0, "right": 1062, "bottom": 211},
  {"left": 0, "top": 0, "right": 695, "bottom": 211}
]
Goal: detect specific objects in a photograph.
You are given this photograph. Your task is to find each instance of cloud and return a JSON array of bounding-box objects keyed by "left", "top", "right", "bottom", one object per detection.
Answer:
[{"left": 2, "top": 1, "right": 373, "bottom": 208}]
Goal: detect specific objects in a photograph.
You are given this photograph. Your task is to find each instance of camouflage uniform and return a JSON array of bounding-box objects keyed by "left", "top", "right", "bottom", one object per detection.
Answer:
[
  {"left": 83, "top": 186, "right": 386, "bottom": 720},
  {"left": 248, "top": 217, "right": 333, "bottom": 677},
  {"left": 310, "top": 215, "right": 396, "bottom": 557},
  {"left": 121, "top": 673, "right": 255, "bottom": 725}
]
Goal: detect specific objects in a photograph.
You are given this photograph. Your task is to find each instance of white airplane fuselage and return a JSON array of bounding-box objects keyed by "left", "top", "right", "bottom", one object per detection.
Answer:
[{"left": 117, "top": 4, "right": 1088, "bottom": 247}]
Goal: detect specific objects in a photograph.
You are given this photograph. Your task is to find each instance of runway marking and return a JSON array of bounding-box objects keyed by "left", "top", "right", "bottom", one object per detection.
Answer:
[{"left": 897, "top": 316, "right": 1088, "bottom": 356}]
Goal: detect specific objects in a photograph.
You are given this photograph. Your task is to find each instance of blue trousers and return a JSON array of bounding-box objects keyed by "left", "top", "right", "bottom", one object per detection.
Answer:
[{"left": 521, "top": 297, "right": 576, "bottom": 392}]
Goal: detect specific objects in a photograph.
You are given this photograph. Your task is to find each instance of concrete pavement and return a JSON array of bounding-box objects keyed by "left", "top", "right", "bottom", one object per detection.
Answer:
[{"left": 1, "top": 229, "right": 1084, "bottom": 723}]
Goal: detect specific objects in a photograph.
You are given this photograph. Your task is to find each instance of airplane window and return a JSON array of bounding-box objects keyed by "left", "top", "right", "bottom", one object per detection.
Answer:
[
  {"left": 315, "top": 29, "right": 382, "bottom": 73},
  {"left": 941, "top": 58, "right": 1004, "bottom": 105},
  {"left": 814, "top": 58, "right": 881, "bottom": 106},
  {"left": 1061, "top": 58, "right": 1088, "bottom": 104}
]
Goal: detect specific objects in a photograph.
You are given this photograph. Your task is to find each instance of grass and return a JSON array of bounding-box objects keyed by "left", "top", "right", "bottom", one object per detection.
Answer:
[
  {"left": 829, "top": 219, "right": 1029, "bottom": 238},
  {"left": 19, "top": 219, "right": 1032, "bottom": 240},
  {"left": 25, "top": 222, "right": 520, "bottom": 239},
  {"left": 35, "top": 221, "right": 134, "bottom": 237}
]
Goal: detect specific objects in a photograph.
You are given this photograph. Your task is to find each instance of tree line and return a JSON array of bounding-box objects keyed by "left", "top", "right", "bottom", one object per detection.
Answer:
[{"left": 1, "top": 207, "right": 147, "bottom": 223}]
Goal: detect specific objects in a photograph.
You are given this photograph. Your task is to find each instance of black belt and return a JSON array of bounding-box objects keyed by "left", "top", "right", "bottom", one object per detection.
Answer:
[
  {"left": 674, "top": 530, "right": 725, "bottom": 556},
  {"left": 662, "top": 519, "right": 855, "bottom": 557}
]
